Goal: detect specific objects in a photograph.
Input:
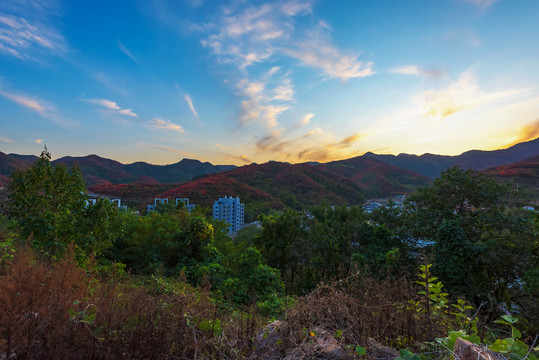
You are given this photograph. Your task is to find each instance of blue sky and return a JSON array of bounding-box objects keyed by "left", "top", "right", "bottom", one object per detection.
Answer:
[{"left": 1, "top": 0, "right": 538, "bottom": 165}]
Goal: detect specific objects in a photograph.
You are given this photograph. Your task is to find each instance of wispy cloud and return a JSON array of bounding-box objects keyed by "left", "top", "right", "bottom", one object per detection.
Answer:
[
  {"left": 149, "top": 118, "right": 184, "bottom": 133},
  {"left": 0, "top": 135, "right": 13, "bottom": 143},
  {"left": 87, "top": 98, "right": 138, "bottom": 117},
  {"left": 256, "top": 129, "right": 318, "bottom": 154},
  {"left": 184, "top": 94, "right": 199, "bottom": 118},
  {"left": 226, "top": 154, "right": 252, "bottom": 163},
  {"left": 249, "top": 124, "right": 365, "bottom": 163},
  {"left": 35, "top": 138, "right": 43, "bottom": 144},
  {"left": 175, "top": 84, "right": 201, "bottom": 120},
  {"left": 283, "top": 30, "right": 374, "bottom": 80},
  {"left": 462, "top": 0, "right": 497, "bottom": 9},
  {"left": 199, "top": 2, "right": 371, "bottom": 80},
  {"left": 191, "top": 0, "right": 372, "bottom": 128},
  {"left": 300, "top": 113, "right": 314, "bottom": 125},
  {"left": 0, "top": 86, "right": 74, "bottom": 127},
  {"left": 88, "top": 98, "right": 120, "bottom": 110},
  {"left": 390, "top": 65, "right": 444, "bottom": 78},
  {"left": 88, "top": 71, "right": 128, "bottom": 97},
  {"left": 296, "top": 132, "right": 364, "bottom": 162},
  {"left": 419, "top": 71, "right": 529, "bottom": 119},
  {"left": 147, "top": 144, "right": 199, "bottom": 158},
  {"left": 117, "top": 40, "right": 140, "bottom": 65},
  {"left": 0, "top": 0, "right": 66, "bottom": 61}
]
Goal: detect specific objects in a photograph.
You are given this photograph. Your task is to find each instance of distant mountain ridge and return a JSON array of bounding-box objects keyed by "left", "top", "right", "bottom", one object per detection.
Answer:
[
  {"left": 363, "top": 138, "right": 539, "bottom": 179},
  {"left": 0, "top": 152, "right": 237, "bottom": 186},
  {"left": 1, "top": 138, "right": 538, "bottom": 204}
]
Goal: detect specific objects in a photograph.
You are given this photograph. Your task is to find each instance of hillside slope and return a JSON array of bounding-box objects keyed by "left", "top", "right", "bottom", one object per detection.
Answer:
[
  {"left": 156, "top": 162, "right": 368, "bottom": 221},
  {"left": 365, "top": 137, "right": 539, "bottom": 179},
  {"left": 320, "top": 156, "right": 431, "bottom": 196},
  {"left": 486, "top": 155, "right": 539, "bottom": 204}
]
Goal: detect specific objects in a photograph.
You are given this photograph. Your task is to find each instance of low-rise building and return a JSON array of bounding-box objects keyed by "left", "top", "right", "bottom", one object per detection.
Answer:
[
  {"left": 176, "top": 198, "right": 196, "bottom": 213},
  {"left": 147, "top": 198, "right": 168, "bottom": 213}
]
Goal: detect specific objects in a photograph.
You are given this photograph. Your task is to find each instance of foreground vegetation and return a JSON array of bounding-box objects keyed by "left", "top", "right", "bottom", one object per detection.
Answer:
[{"left": 1, "top": 149, "right": 538, "bottom": 359}]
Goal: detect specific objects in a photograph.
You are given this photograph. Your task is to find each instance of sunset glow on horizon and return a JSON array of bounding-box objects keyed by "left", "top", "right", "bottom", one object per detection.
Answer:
[{"left": 1, "top": 0, "right": 538, "bottom": 165}]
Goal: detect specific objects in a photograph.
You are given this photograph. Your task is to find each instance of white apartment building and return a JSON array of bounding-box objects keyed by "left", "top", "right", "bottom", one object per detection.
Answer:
[
  {"left": 176, "top": 198, "right": 196, "bottom": 213},
  {"left": 212, "top": 196, "right": 245, "bottom": 234},
  {"left": 147, "top": 198, "right": 168, "bottom": 213}
]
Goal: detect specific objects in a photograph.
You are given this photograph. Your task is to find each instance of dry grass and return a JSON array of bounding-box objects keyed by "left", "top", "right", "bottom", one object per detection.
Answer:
[{"left": 0, "top": 246, "right": 261, "bottom": 359}]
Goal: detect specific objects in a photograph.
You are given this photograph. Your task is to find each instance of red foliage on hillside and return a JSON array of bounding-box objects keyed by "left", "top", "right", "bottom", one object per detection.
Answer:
[
  {"left": 321, "top": 156, "right": 431, "bottom": 197},
  {"left": 0, "top": 174, "right": 8, "bottom": 187},
  {"left": 486, "top": 155, "right": 539, "bottom": 178}
]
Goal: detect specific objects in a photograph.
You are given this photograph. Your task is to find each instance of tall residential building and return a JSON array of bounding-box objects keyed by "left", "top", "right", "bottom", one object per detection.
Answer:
[{"left": 212, "top": 196, "right": 245, "bottom": 234}]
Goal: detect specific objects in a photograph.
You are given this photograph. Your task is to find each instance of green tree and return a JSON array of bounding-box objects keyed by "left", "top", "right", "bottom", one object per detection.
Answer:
[
  {"left": 432, "top": 219, "right": 477, "bottom": 296},
  {"left": 255, "top": 208, "right": 308, "bottom": 289},
  {"left": 8, "top": 148, "right": 122, "bottom": 260},
  {"left": 406, "top": 167, "right": 536, "bottom": 308},
  {"left": 8, "top": 148, "right": 87, "bottom": 255}
]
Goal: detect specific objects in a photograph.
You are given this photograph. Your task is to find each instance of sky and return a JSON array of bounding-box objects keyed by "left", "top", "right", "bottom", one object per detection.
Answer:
[{"left": 1, "top": 0, "right": 539, "bottom": 166}]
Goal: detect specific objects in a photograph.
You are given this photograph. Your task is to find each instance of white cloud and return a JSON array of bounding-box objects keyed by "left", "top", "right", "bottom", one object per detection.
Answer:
[
  {"left": 419, "top": 71, "right": 529, "bottom": 119},
  {"left": 88, "top": 98, "right": 120, "bottom": 110},
  {"left": 390, "top": 65, "right": 421, "bottom": 75},
  {"left": 117, "top": 40, "right": 140, "bottom": 65},
  {"left": 390, "top": 65, "right": 444, "bottom": 77},
  {"left": 237, "top": 75, "right": 293, "bottom": 128},
  {"left": 188, "top": 0, "right": 373, "bottom": 130},
  {"left": 117, "top": 108, "right": 137, "bottom": 117},
  {"left": 184, "top": 94, "right": 199, "bottom": 118},
  {"left": 0, "top": 0, "right": 66, "bottom": 61},
  {"left": 301, "top": 113, "right": 314, "bottom": 125},
  {"left": 150, "top": 118, "right": 184, "bottom": 133},
  {"left": 284, "top": 35, "right": 374, "bottom": 80},
  {"left": 88, "top": 98, "right": 138, "bottom": 117},
  {"left": 0, "top": 90, "right": 50, "bottom": 115},
  {"left": 463, "top": 0, "right": 497, "bottom": 9},
  {"left": 0, "top": 87, "right": 74, "bottom": 127},
  {"left": 0, "top": 135, "right": 13, "bottom": 143},
  {"left": 198, "top": 0, "right": 371, "bottom": 81}
]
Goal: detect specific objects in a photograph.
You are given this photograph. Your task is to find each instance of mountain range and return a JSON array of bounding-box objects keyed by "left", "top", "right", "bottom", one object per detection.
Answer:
[
  {"left": 363, "top": 138, "right": 539, "bottom": 179},
  {"left": 0, "top": 153, "right": 236, "bottom": 186},
  {"left": 1, "top": 138, "right": 538, "bottom": 215}
]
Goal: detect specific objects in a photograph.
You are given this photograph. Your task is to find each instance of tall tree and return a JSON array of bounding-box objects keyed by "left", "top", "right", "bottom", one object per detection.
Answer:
[
  {"left": 406, "top": 167, "right": 536, "bottom": 307},
  {"left": 8, "top": 148, "right": 121, "bottom": 259}
]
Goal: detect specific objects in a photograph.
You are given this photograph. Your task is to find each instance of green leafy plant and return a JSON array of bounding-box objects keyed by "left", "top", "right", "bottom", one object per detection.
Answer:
[
  {"left": 488, "top": 315, "right": 538, "bottom": 360},
  {"left": 415, "top": 264, "right": 449, "bottom": 326}
]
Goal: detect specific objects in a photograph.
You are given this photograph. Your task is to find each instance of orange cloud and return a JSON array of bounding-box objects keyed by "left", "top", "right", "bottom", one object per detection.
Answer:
[
  {"left": 506, "top": 119, "right": 539, "bottom": 147},
  {"left": 226, "top": 154, "right": 253, "bottom": 163},
  {"left": 297, "top": 132, "right": 364, "bottom": 162}
]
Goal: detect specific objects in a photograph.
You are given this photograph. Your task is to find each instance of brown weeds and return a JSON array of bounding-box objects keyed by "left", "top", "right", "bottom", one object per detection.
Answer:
[{"left": 0, "top": 247, "right": 261, "bottom": 359}]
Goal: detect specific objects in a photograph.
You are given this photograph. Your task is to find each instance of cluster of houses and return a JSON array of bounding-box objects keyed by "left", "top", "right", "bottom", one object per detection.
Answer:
[{"left": 362, "top": 195, "right": 407, "bottom": 213}]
